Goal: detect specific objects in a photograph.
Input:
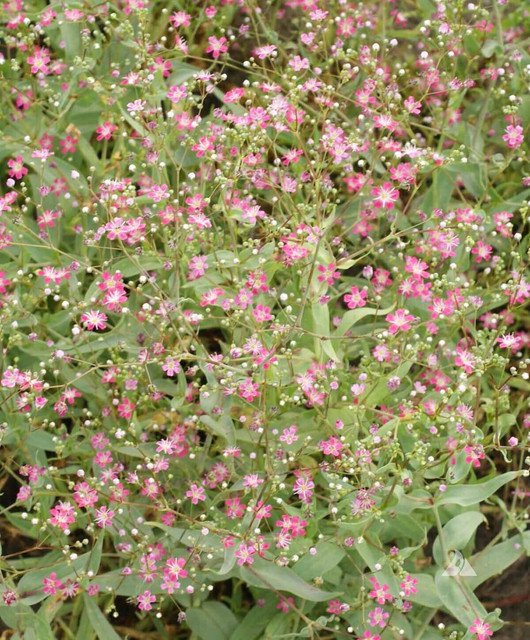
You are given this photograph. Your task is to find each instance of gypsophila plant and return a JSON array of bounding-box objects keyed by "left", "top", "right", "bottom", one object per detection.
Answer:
[{"left": 0, "top": 0, "right": 529, "bottom": 638}]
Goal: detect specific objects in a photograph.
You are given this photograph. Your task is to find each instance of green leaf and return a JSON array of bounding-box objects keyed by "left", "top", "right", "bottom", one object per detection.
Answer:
[
  {"left": 432, "top": 512, "right": 485, "bottom": 566},
  {"left": 293, "top": 542, "right": 345, "bottom": 580},
  {"left": 435, "top": 569, "right": 487, "bottom": 626},
  {"left": 186, "top": 601, "right": 238, "bottom": 640},
  {"left": 200, "top": 415, "right": 236, "bottom": 446},
  {"left": 481, "top": 39, "right": 501, "bottom": 58},
  {"left": 408, "top": 574, "right": 442, "bottom": 608},
  {"left": 436, "top": 472, "right": 521, "bottom": 506},
  {"left": 334, "top": 304, "right": 394, "bottom": 337},
  {"left": 468, "top": 532, "right": 530, "bottom": 589},
  {"left": 264, "top": 613, "right": 295, "bottom": 638},
  {"left": 230, "top": 599, "right": 278, "bottom": 640},
  {"left": 60, "top": 22, "right": 81, "bottom": 60},
  {"left": 417, "top": 169, "right": 455, "bottom": 213},
  {"left": 76, "top": 606, "right": 96, "bottom": 640},
  {"left": 366, "top": 360, "right": 414, "bottom": 407},
  {"left": 240, "top": 558, "right": 340, "bottom": 601},
  {"left": 311, "top": 303, "right": 340, "bottom": 362},
  {"left": 113, "top": 255, "right": 164, "bottom": 278},
  {"left": 82, "top": 594, "right": 121, "bottom": 640}
]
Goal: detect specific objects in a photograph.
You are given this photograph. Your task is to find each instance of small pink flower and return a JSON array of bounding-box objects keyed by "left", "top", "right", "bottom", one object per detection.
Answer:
[
  {"left": 464, "top": 444, "right": 486, "bottom": 468},
  {"left": 404, "top": 96, "right": 422, "bottom": 114},
  {"left": 371, "top": 182, "right": 400, "bottom": 209},
  {"left": 7, "top": 156, "right": 28, "bottom": 180},
  {"left": 80, "top": 310, "right": 108, "bottom": 331},
  {"left": 43, "top": 572, "right": 64, "bottom": 596},
  {"left": 253, "top": 304, "right": 273, "bottom": 322},
  {"left": 326, "top": 599, "right": 350, "bottom": 614},
  {"left": 96, "top": 122, "right": 118, "bottom": 141},
  {"left": 367, "top": 607, "right": 389, "bottom": 628},
  {"left": 136, "top": 590, "right": 156, "bottom": 611},
  {"left": 385, "top": 308, "right": 416, "bottom": 334},
  {"left": 162, "top": 357, "right": 181, "bottom": 377},
  {"left": 502, "top": 124, "right": 523, "bottom": 149},
  {"left": 186, "top": 483, "right": 206, "bottom": 505},
  {"left": 319, "top": 436, "right": 343, "bottom": 457},
  {"left": 206, "top": 36, "right": 228, "bottom": 59},
  {"left": 235, "top": 542, "right": 256, "bottom": 566},
  {"left": 27, "top": 47, "right": 51, "bottom": 74},
  {"left": 94, "top": 506, "right": 115, "bottom": 528},
  {"left": 471, "top": 241, "right": 493, "bottom": 263},
  {"left": 344, "top": 286, "right": 367, "bottom": 309},
  {"left": 469, "top": 619, "right": 494, "bottom": 640}
]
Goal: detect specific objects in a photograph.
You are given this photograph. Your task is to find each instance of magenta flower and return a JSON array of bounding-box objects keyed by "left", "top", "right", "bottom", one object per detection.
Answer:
[
  {"left": 136, "top": 590, "right": 156, "bottom": 611},
  {"left": 371, "top": 182, "right": 400, "bottom": 209},
  {"left": 385, "top": 308, "right": 417, "bottom": 333},
  {"left": 186, "top": 483, "right": 206, "bottom": 505},
  {"left": 502, "top": 124, "right": 523, "bottom": 149},
  {"left": 80, "top": 310, "right": 108, "bottom": 331},
  {"left": 344, "top": 286, "right": 367, "bottom": 309},
  {"left": 43, "top": 572, "right": 64, "bottom": 596},
  {"left": 7, "top": 156, "right": 27, "bottom": 180},
  {"left": 235, "top": 542, "right": 256, "bottom": 566},
  {"left": 206, "top": 36, "right": 228, "bottom": 59},
  {"left": 469, "top": 619, "right": 494, "bottom": 640}
]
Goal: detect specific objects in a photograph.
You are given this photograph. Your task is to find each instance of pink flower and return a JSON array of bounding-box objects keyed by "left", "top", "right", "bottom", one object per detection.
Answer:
[
  {"left": 235, "top": 542, "right": 256, "bottom": 566},
  {"left": 95, "top": 122, "right": 118, "bottom": 141},
  {"left": 371, "top": 182, "right": 400, "bottom": 209},
  {"left": 368, "top": 607, "right": 390, "bottom": 628},
  {"left": 275, "top": 514, "right": 307, "bottom": 537},
  {"left": 136, "top": 590, "right": 156, "bottom": 611},
  {"left": 94, "top": 506, "right": 115, "bottom": 528},
  {"left": 404, "top": 96, "right": 422, "bottom": 114},
  {"left": 400, "top": 574, "right": 418, "bottom": 596},
  {"left": 186, "top": 483, "right": 206, "bottom": 505},
  {"left": 317, "top": 263, "right": 340, "bottom": 285},
  {"left": 464, "top": 444, "right": 486, "bottom": 468},
  {"left": 169, "top": 11, "right": 191, "bottom": 28},
  {"left": 162, "top": 357, "right": 181, "bottom": 377},
  {"left": 37, "top": 209, "right": 61, "bottom": 230},
  {"left": 238, "top": 378, "right": 260, "bottom": 401},
  {"left": 385, "top": 308, "right": 417, "bottom": 333},
  {"left": 73, "top": 482, "right": 98, "bottom": 508},
  {"left": 471, "top": 241, "right": 493, "bottom": 263},
  {"left": 496, "top": 333, "right": 523, "bottom": 351},
  {"left": 188, "top": 255, "right": 208, "bottom": 280},
  {"left": 166, "top": 557, "right": 188, "bottom": 579},
  {"left": 502, "top": 124, "right": 523, "bottom": 149},
  {"left": 344, "top": 286, "right": 367, "bottom": 309},
  {"left": 80, "top": 310, "right": 108, "bottom": 331},
  {"left": 117, "top": 398, "right": 135, "bottom": 419},
  {"left": 368, "top": 578, "right": 393, "bottom": 604},
  {"left": 43, "top": 572, "right": 64, "bottom": 596},
  {"left": 326, "top": 599, "right": 350, "bottom": 614},
  {"left": 319, "top": 436, "right": 344, "bottom": 457},
  {"left": 253, "top": 305, "right": 273, "bottom": 322},
  {"left": 253, "top": 45, "right": 277, "bottom": 59},
  {"left": 390, "top": 162, "right": 417, "bottom": 185},
  {"left": 27, "top": 47, "right": 51, "bottom": 74},
  {"left": 7, "top": 156, "right": 27, "bottom": 180},
  {"left": 49, "top": 501, "right": 77, "bottom": 531},
  {"left": 206, "top": 36, "right": 228, "bottom": 59},
  {"left": 469, "top": 619, "right": 494, "bottom": 640}
]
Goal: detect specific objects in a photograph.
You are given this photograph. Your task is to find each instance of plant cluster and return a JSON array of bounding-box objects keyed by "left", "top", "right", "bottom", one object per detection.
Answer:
[{"left": 0, "top": 0, "right": 529, "bottom": 638}]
